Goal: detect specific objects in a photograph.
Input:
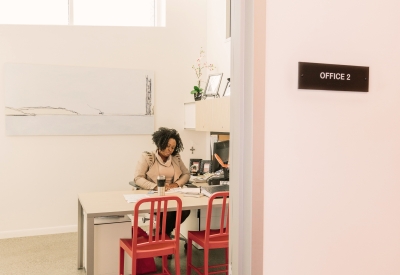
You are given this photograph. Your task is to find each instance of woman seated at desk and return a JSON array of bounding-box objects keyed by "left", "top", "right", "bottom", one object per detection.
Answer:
[{"left": 134, "top": 127, "right": 191, "bottom": 238}]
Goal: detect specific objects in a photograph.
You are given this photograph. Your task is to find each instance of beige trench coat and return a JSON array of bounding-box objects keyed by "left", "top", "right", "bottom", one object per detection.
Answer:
[{"left": 134, "top": 151, "right": 190, "bottom": 190}]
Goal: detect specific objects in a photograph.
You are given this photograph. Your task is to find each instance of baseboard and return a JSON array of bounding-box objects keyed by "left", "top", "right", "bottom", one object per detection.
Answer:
[{"left": 0, "top": 225, "right": 77, "bottom": 239}]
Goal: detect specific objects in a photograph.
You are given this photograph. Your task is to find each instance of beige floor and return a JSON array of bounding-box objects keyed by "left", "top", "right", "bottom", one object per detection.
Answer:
[
  {"left": 0, "top": 232, "right": 227, "bottom": 275},
  {"left": 0, "top": 233, "right": 85, "bottom": 275}
]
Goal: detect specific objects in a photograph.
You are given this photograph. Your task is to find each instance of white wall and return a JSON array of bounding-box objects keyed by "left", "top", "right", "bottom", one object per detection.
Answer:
[
  {"left": 207, "top": 0, "right": 231, "bottom": 92},
  {"left": 0, "top": 0, "right": 210, "bottom": 238},
  {"left": 264, "top": 0, "right": 400, "bottom": 274}
]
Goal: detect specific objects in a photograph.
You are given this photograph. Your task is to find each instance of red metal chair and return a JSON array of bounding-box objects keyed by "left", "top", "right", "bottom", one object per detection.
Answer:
[
  {"left": 119, "top": 195, "right": 183, "bottom": 275},
  {"left": 186, "top": 191, "right": 229, "bottom": 275}
]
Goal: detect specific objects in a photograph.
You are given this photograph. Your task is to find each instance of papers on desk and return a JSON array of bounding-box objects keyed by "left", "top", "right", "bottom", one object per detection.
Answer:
[
  {"left": 190, "top": 173, "right": 214, "bottom": 183},
  {"left": 191, "top": 177, "right": 207, "bottom": 183},
  {"left": 123, "top": 194, "right": 149, "bottom": 203},
  {"left": 124, "top": 188, "right": 203, "bottom": 203},
  {"left": 201, "top": 184, "right": 229, "bottom": 197},
  {"left": 166, "top": 187, "right": 202, "bottom": 195}
]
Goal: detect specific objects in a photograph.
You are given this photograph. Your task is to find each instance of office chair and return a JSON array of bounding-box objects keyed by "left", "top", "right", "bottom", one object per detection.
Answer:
[
  {"left": 129, "top": 181, "right": 141, "bottom": 190},
  {"left": 186, "top": 191, "right": 229, "bottom": 275},
  {"left": 119, "top": 195, "right": 183, "bottom": 275}
]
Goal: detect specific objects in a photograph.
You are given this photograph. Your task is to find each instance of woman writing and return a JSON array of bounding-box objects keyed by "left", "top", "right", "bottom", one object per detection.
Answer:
[{"left": 134, "top": 127, "right": 191, "bottom": 237}]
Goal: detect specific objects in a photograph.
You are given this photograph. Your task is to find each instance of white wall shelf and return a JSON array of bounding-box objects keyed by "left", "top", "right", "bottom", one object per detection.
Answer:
[
  {"left": 195, "top": 97, "right": 230, "bottom": 132},
  {"left": 184, "top": 102, "right": 196, "bottom": 129}
]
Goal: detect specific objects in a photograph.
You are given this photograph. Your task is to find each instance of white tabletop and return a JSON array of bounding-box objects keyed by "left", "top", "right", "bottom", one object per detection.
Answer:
[{"left": 78, "top": 189, "right": 222, "bottom": 218}]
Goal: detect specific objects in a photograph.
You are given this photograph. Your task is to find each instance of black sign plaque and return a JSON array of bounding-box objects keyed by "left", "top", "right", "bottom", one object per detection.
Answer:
[{"left": 298, "top": 62, "right": 369, "bottom": 92}]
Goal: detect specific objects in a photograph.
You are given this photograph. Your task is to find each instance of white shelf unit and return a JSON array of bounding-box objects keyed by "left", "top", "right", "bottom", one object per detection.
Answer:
[{"left": 184, "top": 102, "right": 196, "bottom": 129}]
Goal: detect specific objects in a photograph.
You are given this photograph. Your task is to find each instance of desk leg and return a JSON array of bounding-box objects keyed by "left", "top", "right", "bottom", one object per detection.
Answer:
[
  {"left": 77, "top": 200, "right": 83, "bottom": 269},
  {"left": 86, "top": 215, "right": 95, "bottom": 275}
]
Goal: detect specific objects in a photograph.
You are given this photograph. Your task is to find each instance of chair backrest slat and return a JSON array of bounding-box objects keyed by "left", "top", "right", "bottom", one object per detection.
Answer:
[
  {"left": 155, "top": 200, "right": 161, "bottom": 241},
  {"left": 219, "top": 196, "right": 227, "bottom": 234},
  {"left": 148, "top": 201, "right": 155, "bottom": 242},
  {"left": 162, "top": 200, "right": 168, "bottom": 240}
]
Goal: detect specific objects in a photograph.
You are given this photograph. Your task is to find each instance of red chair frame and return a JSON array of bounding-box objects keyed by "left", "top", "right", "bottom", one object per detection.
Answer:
[
  {"left": 187, "top": 191, "right": 229, "bottom": 275},
  {"left": 119, "top": 195, "right": 183, "bottom": 275}
]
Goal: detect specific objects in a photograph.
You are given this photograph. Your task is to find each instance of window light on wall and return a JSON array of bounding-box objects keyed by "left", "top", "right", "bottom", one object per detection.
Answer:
[
  {"left": 0, "top": 0, "right": 166, "bottom": 26},
  {"left": 0, "top": 0, "right": 68, "bottom": 25}
]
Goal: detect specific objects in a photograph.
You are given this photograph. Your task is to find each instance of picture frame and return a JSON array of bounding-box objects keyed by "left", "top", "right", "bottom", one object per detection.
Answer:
[
  {"left": 223, "top": 78, "right": 231, "bottom": 97},
  {"left": 189, "top": 158, "right": 202, "bottom": 176},
  {"left": 199, "top": 160, "right": 212, "bottom": 175},
  {"left": 203, "top": 73, "right": 223, "bottom": 98}
]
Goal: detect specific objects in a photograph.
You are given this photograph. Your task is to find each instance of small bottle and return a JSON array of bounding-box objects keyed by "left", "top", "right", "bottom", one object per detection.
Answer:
[{"left": 157, "top": 175, "right": 166, "bottom": 196}]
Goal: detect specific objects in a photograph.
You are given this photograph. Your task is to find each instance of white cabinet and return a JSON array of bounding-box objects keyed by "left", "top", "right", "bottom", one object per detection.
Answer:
[
  {"left": 210, "top": 97, "right": 230, "bottom": 132},
  {"left": 83, "top": 215, "right": 132, "bottom": 275},
  {"left": 195, "top": 100, "right": 213, "bottom": 131},
  {"left": 184, "top": 102, "right": 196, "bottom": 129},
  {"left": 195, "top": 97, "right": 230, "bottom": 132}
]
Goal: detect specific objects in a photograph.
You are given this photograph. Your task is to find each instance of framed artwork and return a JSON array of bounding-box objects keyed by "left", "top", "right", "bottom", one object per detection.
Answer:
[
  {"left": 199, "top": 160, "right": 212, "bottom": 174},
  {"left": 189, "top": 158, "right": 202, "bottom": 176},
  {"left": 4, "top": 63, "right": 154, "bottom": 135},
  {"left": 223, "top": 78, "right": 231, "bottom": 97},
  {"left": 203, "top": 73, "right": 223, "bottom": 98}
]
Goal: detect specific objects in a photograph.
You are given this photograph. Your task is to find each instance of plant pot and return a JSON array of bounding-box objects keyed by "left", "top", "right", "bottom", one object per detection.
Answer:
[{"left": 194, "top": 93, "right": 202, "bottom": 101}]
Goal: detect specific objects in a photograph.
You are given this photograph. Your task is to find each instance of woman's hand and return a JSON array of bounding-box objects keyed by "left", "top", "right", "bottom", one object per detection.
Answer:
[{"left": 166, "top": 183, "right": 179, "bottom": 191}]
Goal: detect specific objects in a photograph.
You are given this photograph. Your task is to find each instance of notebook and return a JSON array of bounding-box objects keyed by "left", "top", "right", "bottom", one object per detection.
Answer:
[{"left": 201, "top": 184, "right": 229, "bottom": 197}]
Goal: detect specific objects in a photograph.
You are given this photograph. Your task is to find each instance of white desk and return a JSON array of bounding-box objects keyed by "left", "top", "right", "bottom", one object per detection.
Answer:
[{"left": 77, "top": 190, "right": 226, "bottom": 275}]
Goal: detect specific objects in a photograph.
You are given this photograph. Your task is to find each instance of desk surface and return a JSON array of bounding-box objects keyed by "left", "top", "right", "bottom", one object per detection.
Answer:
[{"left": 78, "top": 189, "right": 224, "bottom": 218}]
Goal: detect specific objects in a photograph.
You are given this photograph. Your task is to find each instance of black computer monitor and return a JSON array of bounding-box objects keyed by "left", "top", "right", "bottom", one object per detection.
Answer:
[{"left": 211, "top": 140, "right": 229, "bottom": 173}]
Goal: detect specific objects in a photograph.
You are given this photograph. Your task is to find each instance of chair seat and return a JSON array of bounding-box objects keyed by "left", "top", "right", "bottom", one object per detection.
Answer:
[
  {"left": 120, "top": 234, "right": 176, "bottom": 259},
  {"left": 188, "top": 229, "right": 228, "bottom": 250}
]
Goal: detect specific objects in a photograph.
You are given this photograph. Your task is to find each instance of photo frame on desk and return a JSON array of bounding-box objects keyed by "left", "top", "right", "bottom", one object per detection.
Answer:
[
  {"left": 199, "top": 160, "right": 211, "bottom": 174},
  {"left": 203, "top": 73, "right": 223, "bottom": 98},
  {"left": 189, "top": 158, "right": 202, "bottom": 176}
]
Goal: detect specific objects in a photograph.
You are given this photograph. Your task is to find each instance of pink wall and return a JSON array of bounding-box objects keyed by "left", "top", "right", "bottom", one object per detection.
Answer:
[
  {"left": 252, "top": 0, "right": 266, "bottom": 274},
  {"left": 263, "top": 1, "right": 400, "bottom": 274}
]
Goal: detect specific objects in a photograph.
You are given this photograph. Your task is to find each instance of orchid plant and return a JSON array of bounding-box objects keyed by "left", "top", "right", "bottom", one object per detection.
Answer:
[{"left": 191, "top": 48, "right": 216, "bottom": 96}]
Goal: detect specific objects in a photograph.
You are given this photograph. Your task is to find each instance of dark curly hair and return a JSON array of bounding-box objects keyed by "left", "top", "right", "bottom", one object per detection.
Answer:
[{"left": 152, "top": 127, "right": 184, "bottom": 156}]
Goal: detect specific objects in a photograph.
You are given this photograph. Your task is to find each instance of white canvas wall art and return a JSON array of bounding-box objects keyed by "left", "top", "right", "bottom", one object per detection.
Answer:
[{"left": 4, "top": 63, "right": 154, "bottom": 135}]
